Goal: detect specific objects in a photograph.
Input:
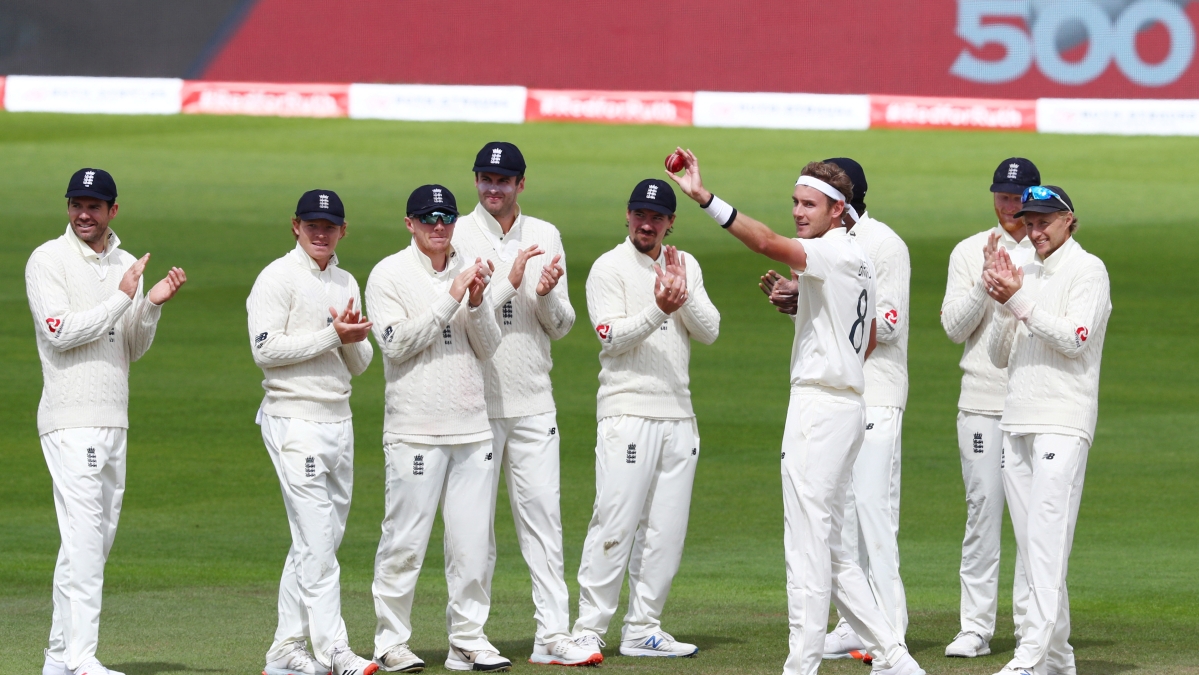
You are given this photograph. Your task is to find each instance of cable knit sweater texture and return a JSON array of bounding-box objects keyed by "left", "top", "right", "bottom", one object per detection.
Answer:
[
  {"left": 586, "top": 238, "right": 720, "bottom": 421},
  {"left": 366, "top": 242, "right": 502, "bottom": 444},
  {"left": 850, "top": 213, "right": 910, "bottom": 409},
  {"left": 246, "top": 245, "right": 373, "bottom": 423},
  {"left": 987, "top": 237, "right": 1111, "bottom": 443},
  {"left": 941, "top": 226, "right": 1036, "bottom": 414},
  {"left": 26, "top": 226, "right": 162, "bottom": 436},
  {"left": 452, "top": 204, "right": 576, "bottom": 419}
]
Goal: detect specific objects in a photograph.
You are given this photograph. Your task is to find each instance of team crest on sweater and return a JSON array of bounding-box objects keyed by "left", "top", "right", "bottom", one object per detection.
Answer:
[
  {"left": 596, "top": 324, "right": 611, "bottom": 341},
  {"left": 45, "top": 317, "right": 62, "bottom": 334},
  {"left": 1075, "top": 326, "right": 1088, "bottom": 343}
]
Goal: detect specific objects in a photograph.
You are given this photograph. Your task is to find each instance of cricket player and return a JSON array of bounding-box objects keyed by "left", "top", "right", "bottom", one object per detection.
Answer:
[
  {"left": 572, "top": 178, "right": 719, "bottom": 661},
  {"left": 366, "top": 185, "right": 509, "bottom": 673},
  {"left": 940, "top": 158, "right": 1040, "bottom": 658},
  {"left": 451, "top": 142, "right": 593, "bottom": 666},
  {"left": 247, "top": 190, "right": 377, "bottom": 675},
  {"left": 760, "top": 158, "right": 912, "bottom": 658},
  {"left": 668, "top": 150, "right": 924, "bottom": 675},
  {"left": 984, "top": 185, "right": 1110, "bottom": 675},
  {"left": 26, "top": 169, "right": 186, "bottom": 675}
]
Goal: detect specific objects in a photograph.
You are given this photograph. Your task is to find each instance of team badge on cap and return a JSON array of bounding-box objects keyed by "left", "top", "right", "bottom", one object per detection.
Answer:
[
  {"left": 295, "top": 189, "right": 345, "bottom": 225},
  {"left": 65, "top": 168, "right": 118, "bottom": 202},
  {"left": 473, "top": 141, "right": 526, "bottom": 177},
  {"left": 991, "top": 157, "right": 1040, "bottom": 194},
  {"left": 407, "top": 184, "right": 459, "bottom": 216},
  {"left": 627, "top": 178, "right": 677, "bottom": 215}
]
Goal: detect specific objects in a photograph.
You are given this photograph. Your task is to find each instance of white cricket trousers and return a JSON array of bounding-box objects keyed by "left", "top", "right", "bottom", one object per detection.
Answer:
[
  {"left": 487, "top": 412, "right": 571, "bottom": 645},
  {"left": 781, "top": 387, "right": 908, "bottom": 675},
  {"left": 956, "top": 412, "right": 1029, "bottom": 641},
  {"left": 260, "top": 414, "right": 354, "bottom": 668},
  {"left": 374, "top": 438, "right": 499, "bottom": 655},
  {"left": 837, "top": 406, "right": 908, "bottom": 641},
  {"left": 574, "top": 415, "right": 699, "bottom": 642},
  {"left": 41, "top": 426, "right": 126, "bottom": 671},
  {"left": 1003, "top": 432, "right": 1090, "bottom": 675}
]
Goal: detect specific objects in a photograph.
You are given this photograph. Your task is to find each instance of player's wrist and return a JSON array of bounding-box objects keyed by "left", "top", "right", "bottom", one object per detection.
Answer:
[{"left": 702, "top": 194, "right": 737, "bottom": 229}]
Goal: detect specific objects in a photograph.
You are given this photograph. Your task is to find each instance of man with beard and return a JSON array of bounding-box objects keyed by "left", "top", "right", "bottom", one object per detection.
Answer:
[{"left": 571, "top": 178, "right": 719, "bottom": 662}]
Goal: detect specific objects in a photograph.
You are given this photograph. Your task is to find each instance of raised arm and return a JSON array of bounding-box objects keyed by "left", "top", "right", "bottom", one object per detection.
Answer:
[
  {"left": 247, "top": 272, "right": 340, "bottom": 368},
  {"left": 534, "top": 234, "right": 576, "bottom": 340},
  {"left": 673, "top": 250, "right": 719, "bottom": 345},
  {"left": 586, "top": 263, "right": 667, "bottom": 356},
  {"left": 26, "top": 250, "right": 137, "bottom": 352},
  {"left": 366, "top": 272, "right": 458, "bottom": 366},
  {"left": 941, "top": 235, "right": 992, "bottom": 343},
  {"left": 1008, "top": 267, "right": 1110, "bottom": 358},
  {"left": 125, "top": 264, "right": 185, "bottom": 363},
  {"left": 338, "top": 287, "right": 374, "bottom": 376}
]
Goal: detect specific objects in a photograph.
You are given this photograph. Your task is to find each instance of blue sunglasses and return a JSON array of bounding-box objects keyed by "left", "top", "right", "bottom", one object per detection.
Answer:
[
  {"left": 1021, "top": 186, "right": 1072, "bottom": 212},
  {"left": 416, "top": 211, "right": 458, "bottom": 225}
]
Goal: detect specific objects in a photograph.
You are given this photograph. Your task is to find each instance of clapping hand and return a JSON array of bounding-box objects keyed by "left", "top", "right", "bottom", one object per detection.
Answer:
[
  {"left": 982, "top": 247, "right": 1023, "bottom": 304},
  {"left": 654, "top": 246, "right": 689, "bottom": 314},
  {"left": 148, "top": 266, "right": 187, "bottom": 305},
  {"left": 468, "top": 259, "right": 494, "bottom": 307},
  {"left": 759, "top": 269, "right": 798, "bottom": 315},
  {"left": 536, "top": 253, "right": 564, "bottom": 296},
  {"left": 509, "top": 245, "right": 545, "bottom": 290},
  {"left": 330, "top": 297, "right": 372, "bottom": 344}
]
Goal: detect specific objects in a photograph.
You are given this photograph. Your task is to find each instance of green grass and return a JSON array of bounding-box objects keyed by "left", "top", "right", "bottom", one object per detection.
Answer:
[{"left": 1, "top": 112, "right": 1197, "bottom": 675}]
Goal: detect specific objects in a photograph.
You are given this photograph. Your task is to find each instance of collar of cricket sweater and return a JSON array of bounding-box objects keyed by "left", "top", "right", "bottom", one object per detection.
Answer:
[
  {"left": 820, "top": 226, "right": 850, "bottom": 241},
  {"left": 409, "top": 240, "right": 459, "bottom": 279},
  {"left": 997, "top": 223, "right": 1034, "bottom": 252},
  {"left": 621, "top": 236, "right": 666, "bottom": 268},
  {"left": 289, "top": 242, "right": 339, "bottom": 273},
  {"left": 471, "top": 202, "right": 525, "bottom": 262},
  {"left": 1037, "top": 236, "right": 1079, "bottom": 276},
  {"left": 65, "top": 223, "right": 120, "bottom": 263}
]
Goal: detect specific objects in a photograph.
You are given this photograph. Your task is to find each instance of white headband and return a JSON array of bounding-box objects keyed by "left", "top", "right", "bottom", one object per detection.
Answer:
[{"left": 795, "top": 175, "right": 859, "bottom": 222}]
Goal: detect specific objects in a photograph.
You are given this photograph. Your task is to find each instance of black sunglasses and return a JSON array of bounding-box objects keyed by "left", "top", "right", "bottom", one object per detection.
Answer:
[{"left": 415, "top": 211, "right": 458, "bottom": 225}]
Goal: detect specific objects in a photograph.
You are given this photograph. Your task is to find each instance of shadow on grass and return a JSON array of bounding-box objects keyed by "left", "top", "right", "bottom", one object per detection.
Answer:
[
  {"left": 1076, "top": 661, "right": 1135, "bottom": 674},
  {"left": 413, "top": 634, "right": 746, "bottom": 666},
  {"left": 108, "top": 664, "right": 221, "bottom": 675}
]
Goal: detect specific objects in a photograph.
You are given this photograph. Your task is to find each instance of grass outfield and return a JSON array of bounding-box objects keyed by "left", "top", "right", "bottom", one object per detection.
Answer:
[{"left": 1, "top": 112, "right": 1197, "bottom": 675}]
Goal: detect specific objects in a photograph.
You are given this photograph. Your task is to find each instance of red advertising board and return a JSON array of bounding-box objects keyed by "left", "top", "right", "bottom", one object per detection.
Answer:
[
  {"left": 201, "top": 0, "right": 1199, "bottom": 100},
  {"left": 526, "top": 90, "right": 692, "bottom": 126},
  {"left": 180, "top": 81, "right": 349, "bottom": 117},
  {"left": 870, "top": 95, "right": 1037, "bottom": 131}
]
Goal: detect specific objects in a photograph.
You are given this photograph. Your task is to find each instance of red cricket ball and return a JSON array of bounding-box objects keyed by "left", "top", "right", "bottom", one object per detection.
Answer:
[{"left": 665, "top": 151, "right": 685, "bottom": 173}]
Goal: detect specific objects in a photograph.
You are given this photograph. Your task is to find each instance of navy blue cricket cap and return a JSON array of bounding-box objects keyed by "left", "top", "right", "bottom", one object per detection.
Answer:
[
  {"left": 824, "top": 157, "right": 868, "bottom": 213},
  {"left": 628, "top": 178, "right": 676, "bottom": 215},
  {"left": 406, "top": 184, "right": 458, "bottom": 217},
  {"left": 473, "top": 141, "right": 526, "bottom": 177},
  {"left": 991, "top": 157, "right": 1040, "bottom": 194},
  {"left": 65, "top": 168, "right": 117, "bottom": 202},
  {"left": 295, "top": 189, "right": 345, "bottom": 225},
  {"left": 1015, "top": 185, "right": 1074, "bottom": 217}
]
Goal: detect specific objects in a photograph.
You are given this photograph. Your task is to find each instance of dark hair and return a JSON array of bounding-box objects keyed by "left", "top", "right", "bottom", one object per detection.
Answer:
[{"left": 799, "top": 161, "right": 855, "bottom": 206}]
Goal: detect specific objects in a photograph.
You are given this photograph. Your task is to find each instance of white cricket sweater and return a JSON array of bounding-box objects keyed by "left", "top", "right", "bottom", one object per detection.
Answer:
[
  {"left": 987, "top": 237, "right": 1111, "bottom": 443},
  {"left": 849, "top": 213, "right": 910, "bottom": 409},
  {"left": 366, "top": 242, "right": 502, "bottom": 444},
  {"left": 586, "top": 238, "right": 720, "bottom": 421},
  {"left": 25, "top": 226, "right": 163, "bottom": 435},
  {"left": 452, "top": 204, "right": 576, "bottom": 419},
  {"left": 941, "top": 226, "right": 1035, "bottom": 414},
  {"left": 246, "top": 244, "right": 374, "bottom": 423}
]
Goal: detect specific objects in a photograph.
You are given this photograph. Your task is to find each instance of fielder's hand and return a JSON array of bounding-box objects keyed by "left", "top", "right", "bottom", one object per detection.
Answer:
[
  {"left": 119, "top": 253, "right": 150, "bottom": 299},
  {"left": 760, "top": 270, "right": 798, "bottom": 315},
  {"left": 147, "top": 266, "right": 187, "bottom": 305},
  {"left": 330, "top": 297, "right": 372, "bottom": 344},
  {"left": 983, "top": 247, "right": 1023, "bottom": 304},
  {"left": 653, "top": 251, "right": 688, "bottom": 314},
  {"left": 468, "top": 259, "right": 494, "bottom": 308},
  {"left": 664, "top": 147, "right": 714, "bottom": 206},
  {"left": 509, "top": 245, "right": 545, "bottom": 290},
  {"left": 536, "top": 253, "right": 564, "bottom": 296},
  {"left": 982, "top": 232, "right": 1000, "bottom": 276}
]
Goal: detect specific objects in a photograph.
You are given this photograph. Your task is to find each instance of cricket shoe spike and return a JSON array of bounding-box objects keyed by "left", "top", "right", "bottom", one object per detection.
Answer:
[
  {"left": 946, "top": 631, "right": 991, "bottom": 658},
  {"left": 870, "top": 652, "right": 926, "bottom": 675},
  {"left": 445, "top": 645, "right": 511, "bottom": 672},
  {"left": 43, "top": 651, "right": 70, "bottom": 675},
  {"left": 327, "top": 642, "right": 378, "bottom": 675},
  {"left": 376, "top": 643, "right": 424, "bottom": 672},
  {"left": 619, "top": 631, "right": 698, "bottom": 657},
  {"left": 265, "top": 642, "right": 327, "bottom": 675},
  {"left": 823, "top": 622, "right": 867, "bottom": 659},
  {"left": 529, "top": 639, "right": 603, "bottom": 666},
  {"left": 571, "top": 633, "right": 605, "bottom": 662},
  {"left": 71, "top": 660, "right": 125, "bottom": 675}
]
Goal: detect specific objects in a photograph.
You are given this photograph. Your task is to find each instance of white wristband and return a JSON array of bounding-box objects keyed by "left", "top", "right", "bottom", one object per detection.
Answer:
[{"left": 702, "top": 195, "right": 737, "bottom": 228}]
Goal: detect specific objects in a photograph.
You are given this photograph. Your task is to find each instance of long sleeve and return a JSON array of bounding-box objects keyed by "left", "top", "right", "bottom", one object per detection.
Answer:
[
  {"left": 339, "top": 283, "right": 374, "bottom": 376},
  {"left": 465, "top": 295, "right": 503, "bottom": 360},
  {"left": 123, "top": 285, "right": 163, "bottom": 363},
  {"left": 535, "top": 248, "right": 575, "bottom": 340},
  {"left": 676, "top": 257, "right": 720, "bottom": 345},
  {"left": 587, "top": 264, "right": 668, "bottom": 356},
  {"left": 26, "top": 251, "right": 133, "bottom": 351},
  {"left": 368, "top": 274, "right": 460, "bottom": 365},
  {"left": 987, "top": 304, "right": 1018, "bottom": 369},
  {"left": 941, "top": 240, "right": 989, "bottom": 344},
  {"left": 1006, "top": 267, "right": 1110, "bottom": 359},
  {"left": 247, "top": 272, "right": 341, "bottom": 368},
  {"left": 873, "top": 237, "right": 909, "bottom": 345}
]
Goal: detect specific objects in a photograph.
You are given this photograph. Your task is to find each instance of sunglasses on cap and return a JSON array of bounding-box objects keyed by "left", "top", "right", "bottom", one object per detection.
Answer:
[
  {"left": 415, "top": 211, "right": 458, "bottom": 225},
  {"left": 1021, "top": 186, "right": 1072, "bottom": 212}
]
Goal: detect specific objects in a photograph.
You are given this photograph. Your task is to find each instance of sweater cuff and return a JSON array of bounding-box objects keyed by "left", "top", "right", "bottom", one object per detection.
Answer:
[
  {"left": 315, "top": 325, "right": 343, "bottom": 351},
  {"left": 1005, "top": 288, "right": 1035, "bottom": 322},
  {"left": 105, "top": 291, "right": 134, "bottom": 318},
  {"left": 969, "top": 279, "right": 989, "bottom": 304},
  {"left": 468, "top": 294, "right": 492, "bottom": 314},
  {"left": 490, "top": 277, "right": 518, "bottom": 307},
  {"left": 140, "top": 299, "right": 163, "bottom": 323},
  {"left": 644, "top": 303, "right": 670, "bottom": 327},
  {"left": 432, "top": 292, "right": 462, "bottom": 324}
]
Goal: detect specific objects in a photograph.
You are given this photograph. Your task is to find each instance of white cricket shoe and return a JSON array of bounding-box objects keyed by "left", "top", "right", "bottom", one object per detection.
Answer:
[
  {"left": 445, "top": 645, "right": 512, "bottom": 672},
  {"left": 991, "top": 667, "right": 1035, "bottom": 675},
  {"left": 43, "top": 651, "right": 70, "bottom": 675},
  {"left": 571, "top": 633, "right": 605, "bottom": 662},
  {"left": 265, "top": 642, "right": 327, "bottom": 675},
  {"left": 823, "top": 622, "right": 867, "bottom": 659},
  {"left": 870, "top": 652, "right": 926, "bottom": 675},
  {"left": 71, "top": 660, "right": 125, "bottom": 675},
  {"left": 946, "top": 631, "right": 991, "bottom": 658},
  {"left": 376, "top": 643, "right": 425, "bottom": 672},
  {"left": 529, "top": 639, "right": 603, "bottom": 666},
  {"left": 619, "top": 631, "right": 698, "bottom": 657},
  {"left": 327, "top": 642, "right": 378, "bottom": 675}
]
